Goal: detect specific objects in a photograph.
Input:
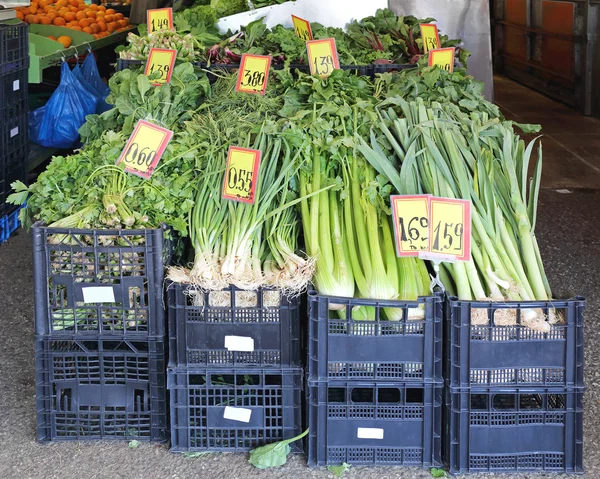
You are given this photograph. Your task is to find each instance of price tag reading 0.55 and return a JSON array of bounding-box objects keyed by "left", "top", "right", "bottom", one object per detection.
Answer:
[
  {"left": 222, "top": 147, "right": 261, "bottom": 204},
  {"left": 420, "top": 23, "right": 440, "bottom": 53},
  {"left": 117, "top": 120, "right": 174, "bottom": 179},
  {"left": 145, "top": 48, "right": 176, "bottom": 85},
  {"left": 306, "top": 38, "right": 340, "bottom": 77},
  {"left": 429, "top": 197, "right": 471, "bottom": 261},
  {"left": 391, "top": 195, "right": 431, "bottom": 257},
  {"left": 428, "top": 47, "right": 455, "bottom": 73},
  {"left": 292, "top": 15, "right": 313, "bottom": 41},
  {"left": 235, "top": 54, "right": 271, "bottom": 95},
  {"left": 147, "top": 8, "right": 173, "bottom": 34}
]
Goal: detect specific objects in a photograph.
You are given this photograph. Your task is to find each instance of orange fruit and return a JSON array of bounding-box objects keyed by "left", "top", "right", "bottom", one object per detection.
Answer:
[
  {"left": 68, "top": 20, "right": 78, "bottom": 26},
  {"left": 115, "top": 12, "right": 123, "bottom": 20},
  {"left": 106, "top": 23, "right": 115, "bottom": 33},
  {"left": 97, "top": 5, "right": 106, "bottom": 11},
  {"left": 47, "top": 12, "right": 57, "bottom": 20},
  {"left": 96, "top": 21, "right": 106, "bottom": 31},
  {"left": 43, "top": 5, "right": 53, "bottom": 13},
  {"left": 55, "top": 0, "right": 67, "bottom": 7},
  {"left": 38, "top": 0, "right": 50, "bottom": 7},
  {"left": 90, "top": 23, "right": 99, "bottom": 33},
  {"left": 71, "top": 25, "right": 82, "bottom": 31},
  {"left": 24, "top": 14, "right": 35, "bottom": 23},
  {"left": 95, "top": 11, "right": 105, "bottom": 18},
  {"left": 93, "top": 33, "right": 100, "bottom": 39},
  {"left": 75, "top": 11, "right": 86, "bottom": 20},
  {"left": 68, "top": 0, "right": 78, "bottom": 6},
  {"left": 53, "top": 16, "right": 66, "bottom": 25},
  {"left": 118, "top": 19, "right": 128, "bottom": 28},
  {"left": 16, "top": 11, "right": 24, "bottom": 19},
  {"left": 89, "top": 4, "right": 98, "bottom": 10},
  {"left": 105, "top": 8, "right": 115, "bottom": 15},
  {"left": 86, "top": 11, "right": 96, "bottom": 19},
  {"left": 47, "top": 35, "right": 57, "bottom": 40},
  {"left": 39, "top": 16, "right": 52, "bottom": 24},
  {"left": 78, "top": 18, "right": 90, "bottom": 27},
  {"left": 63, "top": 11, "right": 75, "bottom": 21},
  {"left": 56, "top": 35, "right": 72, "bottom": 48},
  {"left": 82, "top": 26, "right": 92, "bottom": 34}
]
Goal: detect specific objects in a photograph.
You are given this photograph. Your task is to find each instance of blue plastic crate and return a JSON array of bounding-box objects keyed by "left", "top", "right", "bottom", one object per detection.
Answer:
[
  {"left": 307, "top": 291, "right": 442, "bottom": 382},
  {"left": 0, "top": 204, "right": 22, "bottom": 244},
  {"left": 444, "top": 386, "right": 584, "bottom": 474},
  {"left": 445, "top": 296, "right": 585, "bottom": 388}
]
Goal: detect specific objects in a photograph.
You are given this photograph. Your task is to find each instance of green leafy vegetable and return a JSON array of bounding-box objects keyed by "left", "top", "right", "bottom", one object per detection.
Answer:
[
  {"left": 128, "top": 440, "right": 141, "bottom": 449},
  {"left": 431, "top": 467, "right": 448, "bottom": 478},
  {"left": 248, "top": 429, "right": 308, "bottom": 469},
  {"left": 328, "top": 463, "right": 352, "bottom": 477}
]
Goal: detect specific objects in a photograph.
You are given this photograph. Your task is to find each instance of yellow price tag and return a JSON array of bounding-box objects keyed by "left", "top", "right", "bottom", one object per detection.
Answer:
[
  {"left": 235, "top": 54, "right": 271, "bottom": 95},
  {"left": 292, "top": 15, "right": 313, "bottom": 41},
  {"left": 117, "top": 120, "right": 174, "bottom": 179},
  {"left": 147, "top": 8, "right": 173, "bottom": 34},
  {"left": 429, "top": 197, "right": 471, "bottom": 261},
  {"left": 144, "top": 48, "right": 177, "bottom": 86},
  {"left": 306, "top": 38, "right": 340, "bottom": 78},
  {"left": 420, "top": 23, "right": 440, "bottom": 53},
  {"left": 391, "top": 195, "right": 431, "bottom": 257},
  {"left": 222, "top": 146, "right": 261, "bottom": 204},
  {"left": 428, "top": 47, "right": 455, "bottom": 73}
]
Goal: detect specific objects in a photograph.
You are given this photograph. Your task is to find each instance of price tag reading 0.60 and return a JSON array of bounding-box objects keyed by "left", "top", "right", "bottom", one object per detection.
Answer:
[
  {"left": 306, "top": 38, "right": 340, "bottom": 77},
  {"left": 147, "top": 8, "right": 173, "bottom": 34},
  {"left": 391, "top": 195, "right": 431, "bottom": 257},
  {"left": 117, "top": 120, "right": 174, "bottom": 179},
  {"left": 236, "top": 54, "right": 271, "bottom": 95},
  {"left": 222, "top": 147, "right": 261, "bottom": 204},
  {"left": 428, "top": 47, "right": 455, "bottom": 73},
  {"left": 429, "top": 198, "right": 471, "bottom": 261},
  {"left": 292, "top": 15, "right": 313, "bottom": 41},
  {"left": 145, "top": 48, "right": 176, "bottom": 85}
]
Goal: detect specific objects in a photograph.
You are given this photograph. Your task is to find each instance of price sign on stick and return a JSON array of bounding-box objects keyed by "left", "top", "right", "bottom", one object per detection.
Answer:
[
  {"left": 428, "top": 47, "right": 455, "bottom": 72},
  {"left": 429, "top": 197, "right": 471, "bottom": 261},
  {"left": 145, "top": 48, "right": 176, "bottom": 85},
  {"left": 292, "top": 15, "right": 313, "bottom": 41},
  {"left": 391, "top": 195, "right": 431, "bottom": 257},
  {"left": 306, "top": 38, "right": 340, "bottom": 78},
  {"left": 147, "top": 8, "right": 173, "bottom": 34},
  {"left": 117, "top": 120, "right": 174, "bottom": 179},
  {"left": 222, "top": 146, "right": 261, "bottom": 204},
  {"left": 420, "top": 24, "right": 440, "bottom": 53},
  {"left": 235, "top": 54, "right": 271, "bottom": 95}
]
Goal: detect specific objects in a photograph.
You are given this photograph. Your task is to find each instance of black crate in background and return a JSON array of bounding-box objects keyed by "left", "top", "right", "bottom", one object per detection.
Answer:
[
  {"left": 168, "top": 367, "right": 303, "bottom": 452},
  {"left": 0, "top": 145, "right": 27, "bottom": 218},
  {"left": 0, "top": 67, "right": 28, "bottom": 120},
  {"left": 35, "top": 338, "right": 167, "bottom": 442},
  {"left": 167, "top": 282, "right": 301, "bottom": 368},
  {"left": 0, "top": 22, "right": 29, "bottom": 75}
]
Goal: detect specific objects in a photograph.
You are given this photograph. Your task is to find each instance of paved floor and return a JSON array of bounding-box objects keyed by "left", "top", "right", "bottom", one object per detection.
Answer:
[{"left": 1, "top": 77, "right": 599, "bottom": 478}]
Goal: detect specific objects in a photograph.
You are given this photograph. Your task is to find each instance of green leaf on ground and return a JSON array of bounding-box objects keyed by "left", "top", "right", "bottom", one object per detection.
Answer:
[
  {"left": 431, "top": 467, "right": 448, "bottom": 478},
  {"left": 328, "top": 462, "right": 351, "bottom": 477},
  {"left": 248, "top": 429, "right": 309, "bottom": 469},
  {"left": 128, "top": 440, "right": 141, "bottom": 449}
]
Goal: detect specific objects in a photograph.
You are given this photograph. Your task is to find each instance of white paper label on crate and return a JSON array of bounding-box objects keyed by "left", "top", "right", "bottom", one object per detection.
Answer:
[
  {"left": 12, "top": 80, "right": 20, "bottom": 91},
  {"left": 10, "top": 127, "right": 18, "bottom": 138},
  {"left": 357, "top": 428, "right": 384, "bottom": 440},
  {"left": 224, "top": 335, "right": 255, "bottom": 352},
  {"left": 223, "top": 406, "right": 252, "bottom": 423},
  {"left": 82, "top": 286, "right": 116, "bottom": 303}
]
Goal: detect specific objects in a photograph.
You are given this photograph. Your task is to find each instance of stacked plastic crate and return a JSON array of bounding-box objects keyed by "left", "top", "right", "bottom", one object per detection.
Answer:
[
  {"left": 444, "top": 297, "right": 585, "bottom": 473},
  {"left": 166, "top": 283, "right": 303, "bottom": 452},
  {"left": 306, "top": 291, "right": 444, "bottom": 468},
  {"left": 33, "top": 225, "right": 169, "bottom": 442},
  {"left": 0, "top": 21, "right": 29, "bottom": 243}
]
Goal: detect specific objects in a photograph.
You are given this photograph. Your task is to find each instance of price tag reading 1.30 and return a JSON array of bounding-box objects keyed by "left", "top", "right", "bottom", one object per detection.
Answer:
[
  {"left": 147, "top": 8, "right": 173, "bottom": 34},
  {"left": 420, "top": 23, "right": 440, "bottom": 53},
  {"left": 391, "top": 195, "right": 431, "bottom": 257},
  {"left": 429, "top": 197, "right": 471, "bottom": 261},
  {"left": 428, "top": 47, "right": 455, "bottom": 73},
  {"left": 222, "top": 146, "right": 261, "bottom": 204},
  {"left": 306, "top": 38, "right": 340, "bottom": 78},
  {"left": 236, "top": 54, "right": 271, "bottom": 95},
  {"left": 145, "top": 48, "right": 176, "bottom": 86},
  {"left": 292, "top": 15, "right": 313, "bottom": 41},
  {"left": 117, "top": 120, "right": 174, "bottom": 179}
]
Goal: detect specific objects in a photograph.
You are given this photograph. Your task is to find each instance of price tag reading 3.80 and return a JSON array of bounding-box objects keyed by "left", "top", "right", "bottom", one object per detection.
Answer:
[
  {"left": 306, "top": 38, "right": 340, "bottom": 78},
  {"left": 235, "top": 54, "right": 271, "bottom": 95},
  {"left": 222, "top": 146, "right": 261, "bottom": 204},
  {"left": 428, "top": 47, "right": 455, "bottom": 73},
  {"left": 147, "top": 8, "right": 173, "bottom": 34},
  {"left": 429, "top": 197, "right": 471, "bottom": 261},
  {"left": 391, "top": 195, "right": 431, "bottom": 257},
  {"left": 292, "top": 15, "right": 313, "bottom": 41},
  {"left": 420, "top": 24, "right": 440, "bottom": 53},
  {"left": 145, "top": 48, "right": 177, "bottom": 85}
]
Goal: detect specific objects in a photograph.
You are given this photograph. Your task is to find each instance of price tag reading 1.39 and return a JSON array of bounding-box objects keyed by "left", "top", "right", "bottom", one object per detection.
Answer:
[
  {"left": 147, "top": 8, "right": 173, "bottom": 34},
  {"left": 292, "top": 15, "right": 313, "bottom": 41},
  {"left": 236, "top": 54, "right": 271, "bottom": 95},
  {"left": 429, "top": 197, "right": 471, "bottom": 261},
  {"left": 391, "top": 195, "right": 431, "bottom": 257},
  {"left": 145, "top": 48, "right": 177, "bottom": 85},
  {"left": 306, "top": 38, "right": 340, "bottom": 78},
  {"left": 420, "top": 23, "right": 440, "bottom": 53},
  {"left": 222, "top": 146, "right": 261, "bottom": 204},
  {"left": 117, "top": 120, "right": 174, "bottom": 179},
  {"left": 428, "top": 47, "right": 455, "bottom": 73}
]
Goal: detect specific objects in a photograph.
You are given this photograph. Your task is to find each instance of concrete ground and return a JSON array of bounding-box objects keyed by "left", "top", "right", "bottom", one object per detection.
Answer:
[{"left": 1, "top": 77, "right": 600, "bottom": 478}]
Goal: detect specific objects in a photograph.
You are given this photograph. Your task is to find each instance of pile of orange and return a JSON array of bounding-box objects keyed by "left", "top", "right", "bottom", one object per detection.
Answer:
[{"left": 15, "top": 1, "right": 131, "bottom": 40}]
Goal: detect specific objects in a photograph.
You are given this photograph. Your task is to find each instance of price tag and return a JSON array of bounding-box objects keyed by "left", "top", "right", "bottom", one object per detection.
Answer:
[
  {"left": 145, "top": 48, "right": 177, "bottom": 86},
  {"left": 420, "top": 24, "right": 440, "bottom": 53},
  {"left": 391, "top": 195, "right": 431, "bottom": 257},
  {"left": 357, "top": 428, "right": 384, "bottom": 440},
  {"left": 306, "top": 38, "right": 340, "bottom": 78},
  {"left": 147, "top": 8, "right": 173, "bottom": 34},
  {"left": 222, "top": 146, "right": 261, "bottom": 204},
  {"left": 428, "top": 47, "right": 455, "bottom": 73},
  {"left": 235, "top": 54, "right": 271, "bottom": 95},
  {"left": 292, "top": 14, "right": 313, "bottom": 41},
  {"left": 82, "top": 287, "right": 116, "bottom": 303},
  {"left": 429, "top": 197, "right": 471, "bottom": 261},
  {"left": 117, "top": 120, "right": 174, "bottom": 179}
]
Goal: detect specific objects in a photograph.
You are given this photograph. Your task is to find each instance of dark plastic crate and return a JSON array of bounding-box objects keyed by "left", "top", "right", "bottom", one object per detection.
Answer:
[
  {"left": 0, "top": 146, "right": 27, "bottom": 218},
  {"left": 307, "top": 379, "right": 442, "bottom": 467},
  {"left": 307, "top": 291, "right": 442, "bottom": 382},
  {"left": 0, "top": 204, "right": 22, "bottom": 244},
  {"left": 0, "top": 22, "right": 28, "bottom": 74},
  {"left": 371, "top": 63, "right": 417, "bottom": 75},
  {"left": 35, "top": 337, "right": 167, "bottom": 442},
  {"left": 167, "top": 282, "right": 301, "bottom": 368},
  {"left": 168, "top": 367, "right": 303, "bottom": 452},
  {"left": 32, "top": 225, "right": 169, "bottom": 338},
  {"left": 1, "top": 108, "right": 27, "bottom": 153},
  {"left": 0, "top": 66, "right": 28, "bottom": 119},
  {"left": 444, "top": 386, "right": 584, "bottom": 474},
  {"left": 446, "top": 296, "right": 585, "bottom": 388}
]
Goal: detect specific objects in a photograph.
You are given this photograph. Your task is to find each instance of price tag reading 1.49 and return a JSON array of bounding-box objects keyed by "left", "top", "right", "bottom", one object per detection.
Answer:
[
  {"left": 306, "top": 38, "right": 340, "bottom": 78},
  {"left": 420, "top": 23, "right": 440, "bottom": 53},
  {"left": 428, "top": 47, "right": 455, "bottom": 73},
  {"left": 429, "top": 197, "right": 471, "bottom": 261},
  {"left": 292, "top": 15, "right": 313, "bottom": 41},
  {"left": 391, "top": 195, "right": 431, "bottom": 257},
  {"left": 236, "top": 54, "right": 271, "bottom": 95},
  {"left": 117, "top": 120, "right": 174, "bottom": 179},
  {"left": 145, "top": 48, "right": 176, "bottom": 85},
  {"left": 147, "top": 8, "right": 173, "bottom": 34},
  {"left": 222, "top": 146, "right": 261, "bottom": 204}
]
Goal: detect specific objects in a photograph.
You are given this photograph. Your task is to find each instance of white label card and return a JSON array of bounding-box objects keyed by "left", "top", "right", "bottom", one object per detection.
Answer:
[
  {"left": 13, "top": 80, "right": 20, "bottom": 91},
  {"left": 82, "top": 286, "right": 116, "bottom": 303},
  {"left": 10, "top": 127, "right": 18, "bottom": 138},
  {"left": 223, "top": 406, "right": 252, "bottom": 423},
  {"left": 224, "top": 335, "right": 255, "bottom": 352},
  {"left": 357, "top": 427, "right": 384, "bottom": 440}
]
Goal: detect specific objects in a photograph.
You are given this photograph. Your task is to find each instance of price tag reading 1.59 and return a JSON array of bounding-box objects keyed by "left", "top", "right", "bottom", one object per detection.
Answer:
[
  {"left": 145, "top": 48, "right": 176, "bottom": 85},
  {"left": 391, "top": 195, "right": 431, "bottom": 257},
  {"left": 429, "top": 197, "right": 471, "bottom": 261},
  {"left": 292, "top": 15, "right": 313, "bottom": 41},
  {"left": 222, "top": 146, "right": 261, "bottom": 204},
  {"left": 306, "top": 38, "right": 340, "bottom": 78},
  {"left": 147, "top": 8, "right": 173, "bottom": 34},
  {"left": 117, "top": 120, "right": 174, "bottom": 179},
  {"left": 236, "top": 54, "right": 271, "bottom": 95},
  {"left": 420, "top": 23, "right": 440, "bottom": 53},
  {"left": 428, "top": 47, "right": 455, "bottom": 73}
]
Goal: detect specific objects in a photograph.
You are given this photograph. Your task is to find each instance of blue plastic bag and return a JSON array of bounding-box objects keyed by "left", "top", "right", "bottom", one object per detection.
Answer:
[
  {"left": 81, "top": 54, "right": 111, "bottom": 112},
  {"left": 29, "top": 62, "right": 97, "bottom": 149},
  {"left": 73, "top": 63, "right": 101, "bottom": 111}
]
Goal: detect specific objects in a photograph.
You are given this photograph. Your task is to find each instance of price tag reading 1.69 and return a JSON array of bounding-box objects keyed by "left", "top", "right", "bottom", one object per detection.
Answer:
[
  {"left": 147, "top": 8, "right": 173, "bottom": 34},
  {"left": 391, "top": 195, "right": 431, "bottom": 257},
  {"left": 145, "top": 48, "right": 176, "bottom": 86},
  {"left": 222, "top": 146, "right": 261, "bottom": 204},
  {"left": 292, "top": 15, "right": 313, "bottom": 41},
  {"left": 420, "top": 23, "right": 440, "bottom": 53},
  {"left": 428, "top": 47, "right": 455, "bottom": 73},
  {"left": 117, "top": 120, "right": 174, "bottom": 179},
  {"left": 306, "top": 38, "right": 340, "bottom": 78},
  {"left": 235, "top": 54, "right": 271, "bottom": 95},
  {"left": 429, "top": 197, "right": 471, "bottom": 261}
]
